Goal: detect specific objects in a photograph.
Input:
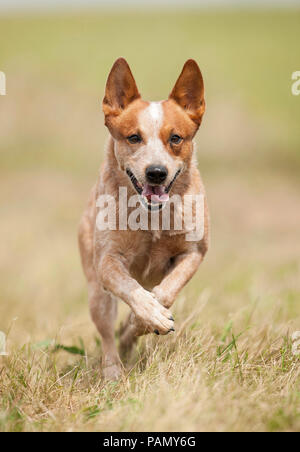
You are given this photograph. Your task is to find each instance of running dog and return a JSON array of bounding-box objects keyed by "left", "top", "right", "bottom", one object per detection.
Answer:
[{"left": 78, "top": 58, "right": 209, "bottom": 380}]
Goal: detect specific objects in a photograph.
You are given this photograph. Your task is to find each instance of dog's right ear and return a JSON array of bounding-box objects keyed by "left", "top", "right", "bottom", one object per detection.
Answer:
[
  {"left": 169, "top": 59, "right": 205, "bottom": 126},
  {"left": 102, "top": 58, "right": 140, "bottom": 121}
]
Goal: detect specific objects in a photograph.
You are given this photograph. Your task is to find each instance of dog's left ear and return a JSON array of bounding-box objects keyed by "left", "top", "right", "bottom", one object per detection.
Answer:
[
  {"left": 169, "top": 59, "right": 205, "bottom": 126},
  {"left": 103, "top": 58, "right": 140, "bottom": 120}
]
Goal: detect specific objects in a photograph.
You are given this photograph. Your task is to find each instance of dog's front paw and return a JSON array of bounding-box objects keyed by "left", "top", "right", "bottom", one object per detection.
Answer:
[
  {"left": 130, "top": 288, "right": 174, "bottom": 335},
  {"left": 152, "top": 286, "right": 174, "bottom": 309}
]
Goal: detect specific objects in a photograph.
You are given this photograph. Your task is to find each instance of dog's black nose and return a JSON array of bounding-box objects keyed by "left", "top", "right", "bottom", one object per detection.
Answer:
[{"left": 145, "top": 165, "right": 168, "bottom": 184}]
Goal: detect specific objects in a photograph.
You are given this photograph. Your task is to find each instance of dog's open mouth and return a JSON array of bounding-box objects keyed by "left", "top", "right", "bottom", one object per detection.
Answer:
[{"left": 126, "top": 169, "right": 180, "bottom": 211}]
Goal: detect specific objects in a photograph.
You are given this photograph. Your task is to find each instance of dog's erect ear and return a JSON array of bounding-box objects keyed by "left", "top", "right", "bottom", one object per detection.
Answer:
[
  {"left": 169, "top": 59, "right": 205, "bottom": 125},
  {"left": 103, "top": 58, "right": 140, "bottom": 118}
]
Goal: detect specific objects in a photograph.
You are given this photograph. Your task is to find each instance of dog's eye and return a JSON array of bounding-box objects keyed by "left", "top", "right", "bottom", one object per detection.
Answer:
[
  {"left": 170, "top": 134, "right": 182, "bottom": 144},
  {"left": 127, "top": 134, "right": 142, "bottom": 144}
]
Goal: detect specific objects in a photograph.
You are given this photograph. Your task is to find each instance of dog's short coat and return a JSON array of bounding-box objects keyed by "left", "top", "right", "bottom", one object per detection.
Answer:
[{"left": 78, "top": 58, "right": 209, "bottom": 379}]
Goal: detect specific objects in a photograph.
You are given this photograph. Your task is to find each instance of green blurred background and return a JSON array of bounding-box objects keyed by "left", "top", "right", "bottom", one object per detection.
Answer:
[{"left": 0, "top": 3, "right": 299, "bottom": 343}]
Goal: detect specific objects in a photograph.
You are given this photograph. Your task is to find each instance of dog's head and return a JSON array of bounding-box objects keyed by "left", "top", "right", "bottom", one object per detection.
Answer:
[{"left": 102, "top": 58, "right": 205, "bottom": 210}]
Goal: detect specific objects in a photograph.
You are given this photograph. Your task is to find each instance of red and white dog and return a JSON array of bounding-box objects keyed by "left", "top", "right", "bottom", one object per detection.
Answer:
[{"left": 78, "top": 58, "right": 209, "bottom": 380}]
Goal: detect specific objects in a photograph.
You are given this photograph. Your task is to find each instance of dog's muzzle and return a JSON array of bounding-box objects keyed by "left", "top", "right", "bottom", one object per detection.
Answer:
[{"left": 126, "top": 168, "right": 181, "bottom": 211}]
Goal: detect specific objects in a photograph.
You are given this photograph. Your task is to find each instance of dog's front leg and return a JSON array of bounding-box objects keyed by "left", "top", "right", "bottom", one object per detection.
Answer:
[
  {"left": 152, "top": 251, "right": 203, "bottom": 309},
  {"left": 119, "top": 251, "right": 204, "bottom": 356},
  {"left": 98, "top": 253, "right": 175, "bottom": 336}
]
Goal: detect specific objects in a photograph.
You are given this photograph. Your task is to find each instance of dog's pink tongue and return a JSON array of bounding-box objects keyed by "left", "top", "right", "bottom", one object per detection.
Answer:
[
  {"left": 142, "top": 184, "right": 169, "bottom": 203},
  {"left": 153, "top": 185, "right": 169, "bottom": 202}
]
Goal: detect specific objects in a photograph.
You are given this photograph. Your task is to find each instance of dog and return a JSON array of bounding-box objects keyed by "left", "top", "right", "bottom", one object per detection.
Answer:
[{"left": 78, "top": 58, "right": 209, "bottom": 380}]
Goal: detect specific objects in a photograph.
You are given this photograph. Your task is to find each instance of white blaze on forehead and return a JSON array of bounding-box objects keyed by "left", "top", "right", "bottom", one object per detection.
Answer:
[
  {"left": 138, "top": 101, "right": 164, "bottom": 139},
  {"left": 137, "top": 100, "right": 177, "bottom": 173}
]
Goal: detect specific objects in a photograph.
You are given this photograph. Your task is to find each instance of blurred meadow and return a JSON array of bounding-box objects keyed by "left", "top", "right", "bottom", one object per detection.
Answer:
[{"left": 0, "top": 6, "right": 300, "bottom": 432}]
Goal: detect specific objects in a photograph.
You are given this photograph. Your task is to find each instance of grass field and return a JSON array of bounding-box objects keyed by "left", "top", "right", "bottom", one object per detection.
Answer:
[{"left": 0, "top": 8, "right": 300, "bottom": 432}]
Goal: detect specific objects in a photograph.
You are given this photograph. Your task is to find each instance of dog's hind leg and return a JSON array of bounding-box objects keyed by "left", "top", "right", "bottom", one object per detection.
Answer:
[
  {"left": 119, "top": 312, "right": 140, "bottom": 359},
  {"left": 89, "top": 282, "right": 122, "bottom": 380},
  {"left": 78, "top": 209, "right": 122, "bottom": 380},
  {"left": 119, "top": 312, "right": 148, "bottom": 359}
]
